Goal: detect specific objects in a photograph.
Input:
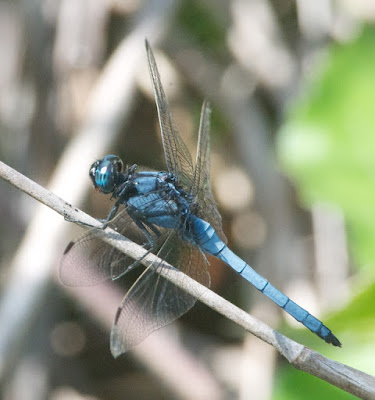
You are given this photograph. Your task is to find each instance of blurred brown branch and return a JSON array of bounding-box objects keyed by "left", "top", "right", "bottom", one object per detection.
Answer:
[
  {"left": 1, "top": 160, "right": 375, "bottom": 400},
  {"left": 0, "top": 2, "right": 226, "bottom": 400},
  {"left": 0, "top": 1, "right": 373, "bottom": 399}
]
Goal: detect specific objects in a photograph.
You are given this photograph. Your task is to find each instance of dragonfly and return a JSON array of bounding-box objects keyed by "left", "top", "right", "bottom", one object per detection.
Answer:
[{"left": 60, "top": 40, "right": 341, "bottom": 357}]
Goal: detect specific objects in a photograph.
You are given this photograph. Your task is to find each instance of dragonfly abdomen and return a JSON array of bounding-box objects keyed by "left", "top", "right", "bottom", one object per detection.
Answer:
[{"left": 189, "top": 215, "right": 341, "bottom": 347}]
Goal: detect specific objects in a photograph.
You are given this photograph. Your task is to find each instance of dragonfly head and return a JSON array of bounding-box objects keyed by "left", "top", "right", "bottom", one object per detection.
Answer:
[{"left": 89, "top": 155, "right": 124, "bottom": 194}]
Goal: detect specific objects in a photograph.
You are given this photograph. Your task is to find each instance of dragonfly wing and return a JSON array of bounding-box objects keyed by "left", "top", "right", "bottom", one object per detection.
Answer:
[
  {"left": 59, "top": 207, "right": 157, "bottom": 287},
  {"left": 110, "top": 232, "right": 210, "bottom": 357},
  {"left": 145, "top": 40, "right": 194, "bottom": 188},
  {"left": 60, "top": 231, "right": 120, "bottom": 286},
  {"left": 191, "top": 100, "right": 227, "bottom": 243}
]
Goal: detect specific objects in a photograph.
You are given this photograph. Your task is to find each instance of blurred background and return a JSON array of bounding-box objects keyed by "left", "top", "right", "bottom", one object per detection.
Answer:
[{"left": 0, "top": 0, "right": 375, "bottom": 399}]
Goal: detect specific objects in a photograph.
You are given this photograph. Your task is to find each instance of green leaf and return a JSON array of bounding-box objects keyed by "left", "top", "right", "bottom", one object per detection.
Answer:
[{"left": 278, "top": 27, "right": 375, "bottom": 268}]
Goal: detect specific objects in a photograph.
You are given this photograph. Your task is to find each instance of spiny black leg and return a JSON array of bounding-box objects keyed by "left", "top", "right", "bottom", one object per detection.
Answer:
[
  {"left": 100, "top": 202, "right": 121, "bottom": 229},
  {"left": 112, "top": 246, "right": 156, "bottom": 280},
  {"left": 142, "top": 219, "right": 162, "bottom": 238},
  {"left": 132, "top": 219, "right": 157, "bottom": 248}
]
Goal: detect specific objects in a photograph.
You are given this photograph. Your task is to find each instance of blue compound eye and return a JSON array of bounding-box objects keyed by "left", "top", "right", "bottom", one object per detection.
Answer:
[
  {"left": 89, "top": 155, "right": 123, "bottom": 194},
  {"left": 95, "top": 161, "right": 115, "bottom": 193}
]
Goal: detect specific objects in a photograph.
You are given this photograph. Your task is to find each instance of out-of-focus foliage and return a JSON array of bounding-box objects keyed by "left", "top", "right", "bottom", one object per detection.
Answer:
[
  {"left": 279, "top": 28, "right": 375, "bottom": 270},
  {"left": 1, "top": 0, "right": 375, "bottom": 398},
  {"left": 177, "top": 0, "right": 226, "bottom": 54},
  {"left": 274, "top": 366, "right": 357, "bottom": 400},
  {"left": 278, "top": 27, "right": 375, "bottom": 386}
]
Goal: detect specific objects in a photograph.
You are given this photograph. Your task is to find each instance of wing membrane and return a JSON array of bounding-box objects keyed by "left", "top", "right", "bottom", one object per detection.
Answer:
[
  {"left": 59, "top": 188, "right": 177, "bottom": 286},
  {"left": 146, "top": 40, "right": 194, "bottom": 188},
  {"left": 59, "top": 212, "right": 151, "bottom": 286},
  {"left": 110, "top": 231, "right": 210, "bottom": 356},
  {"left": 191, "top": 100, "right": 226, "bottom": 242}
]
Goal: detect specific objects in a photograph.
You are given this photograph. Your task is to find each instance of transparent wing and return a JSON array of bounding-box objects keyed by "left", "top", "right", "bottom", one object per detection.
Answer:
[
  {"left": 191, "top": 100, "right": 226, "bottom": 242},
  {"left": 145, "top": 40, "right": 194, "bottom": 188},
  {"left": 59, "top": 212, "right": 154, "bottom": 287},
  {"left": 59, "top": 189, "right": 175, "bottom": 287},
  {"left": 110, "top": 231, "right": 210, "bottom": 357}
]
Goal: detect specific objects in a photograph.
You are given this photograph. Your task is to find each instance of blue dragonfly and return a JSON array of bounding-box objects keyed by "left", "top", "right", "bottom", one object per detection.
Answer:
[{"left": 60, "top": 40, "right": 341, "bottom": 357}]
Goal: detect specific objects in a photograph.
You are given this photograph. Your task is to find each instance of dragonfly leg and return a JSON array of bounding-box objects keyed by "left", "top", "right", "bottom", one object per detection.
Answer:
[
  {"left": 101, "top": 202, "right": 121, "bottom": 229},
  {"left": 110, "top": 246, "right": 155, "bottom": 280},
  {"left": 142, "top": 219, "right": 162, "bottom": 238},
  {"left": 108, "top": 215, "right": 160, "bottom": 280},
  {"left": 133, "top": 219, "right": 159, "bottom": 247},
  {"left": 64, "top": 200, "right": 122, "bottom": 229}
]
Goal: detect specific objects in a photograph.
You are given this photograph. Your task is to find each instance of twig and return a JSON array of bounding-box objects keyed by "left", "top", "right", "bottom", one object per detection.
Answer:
[
  {"left": 1, "top": 161, "right": 375, "bottom": 399},
  {"left": 0, "top": 5, "right": 223, "bottom": 400}
]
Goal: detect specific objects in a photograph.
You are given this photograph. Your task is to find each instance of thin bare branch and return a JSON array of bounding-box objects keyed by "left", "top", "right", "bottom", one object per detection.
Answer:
[
  {"left": 0, "top": 5, "right": 218, "bottom": 400},
  {"left": 1, "top": 161, "right": 375, "bottom": 399}
]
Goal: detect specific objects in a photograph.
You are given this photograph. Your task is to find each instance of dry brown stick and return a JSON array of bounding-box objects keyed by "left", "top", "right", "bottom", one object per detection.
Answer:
[
  {"left": 1, "top": 160, "right": 375, "bottom": 399},
  {"left": 0, "top": 4, "right": 223, "bottom": 400}
]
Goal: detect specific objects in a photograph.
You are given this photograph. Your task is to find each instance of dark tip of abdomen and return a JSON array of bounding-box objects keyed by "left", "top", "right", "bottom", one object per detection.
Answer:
[{"left": 325, "top": 332, "right": 342, "bottom": 347}]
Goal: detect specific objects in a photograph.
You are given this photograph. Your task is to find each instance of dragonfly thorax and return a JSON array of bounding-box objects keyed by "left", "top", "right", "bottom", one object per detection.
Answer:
[{"left": 89, "top": 155, "right": 199, "bottom": 227}]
